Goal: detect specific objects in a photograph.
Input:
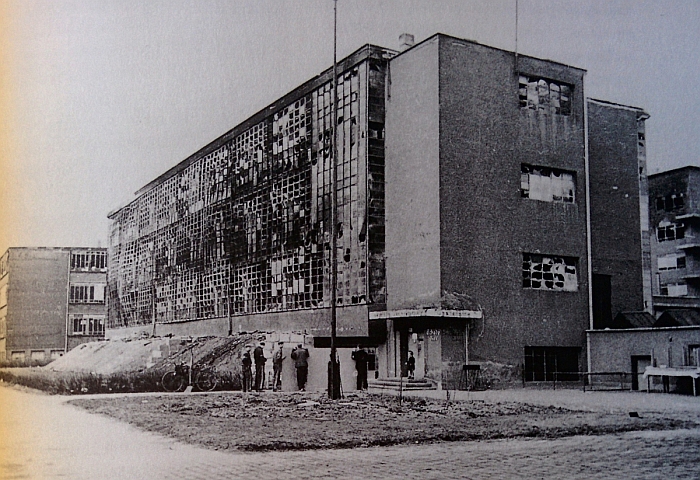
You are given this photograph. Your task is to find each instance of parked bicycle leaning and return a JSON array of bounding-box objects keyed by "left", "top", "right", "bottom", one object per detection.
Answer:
[{"left": 161, "top": 362, "right": 218, "bottom": 392}]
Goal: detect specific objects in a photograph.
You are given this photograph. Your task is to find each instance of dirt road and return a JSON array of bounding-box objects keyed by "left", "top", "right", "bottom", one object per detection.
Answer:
[{"left": 1, "top": 385, "right": 699, "bottom": 479}]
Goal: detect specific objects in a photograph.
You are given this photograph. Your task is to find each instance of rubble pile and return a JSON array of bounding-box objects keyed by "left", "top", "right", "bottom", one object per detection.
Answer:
[
  {"left": 45, "top": 333, "right": 266, "bottom": 376},
  {"left": 46, "top": 338, "right": 171, "bottom": 374}
]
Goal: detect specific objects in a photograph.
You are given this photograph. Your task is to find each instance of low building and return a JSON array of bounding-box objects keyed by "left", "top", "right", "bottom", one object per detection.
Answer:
[
  {"left": 0, "top": 247, "right": 107, "bottom": 362},
  {"left": 588, "top": 323, "right": 700, "bottom": 393}
]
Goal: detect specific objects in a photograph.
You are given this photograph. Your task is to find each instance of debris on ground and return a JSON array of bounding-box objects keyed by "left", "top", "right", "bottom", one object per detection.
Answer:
[
  {"left": 45, "top": 334, "right": 266, "bottom": 377},
  {"left": 68, "top": 391, "right": 697, "bottom": 452}
]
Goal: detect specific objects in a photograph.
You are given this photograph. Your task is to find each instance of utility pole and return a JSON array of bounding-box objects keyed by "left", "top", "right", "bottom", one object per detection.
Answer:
[
  {"left": 328, "top": 0, "right": 341, "bottom": 399},
  {"left": 150, "top": 241, "right": 157, "bottom": 337}
]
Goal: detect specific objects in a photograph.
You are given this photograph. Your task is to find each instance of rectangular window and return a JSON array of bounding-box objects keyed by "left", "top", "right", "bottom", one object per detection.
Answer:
[
  {"left": 70, "top": 315, "right": 105, "bottom": 335},
  {"left": 657, "top": 222, "right": 685, "bottom": 242},
  {"left": 658, "top": 254, "right": 686, "bottom": 271},
  {"left": 688, "top": 345, "right": 700, "bottom": 367},
  {"left": 522, "top": 253, "right": 578, "bottom": 291},
  {"left": 10, "top": 351, "right": 25, "bottom": 362},
  {"left": 69, "top": 283, "right": 106, "bottom": 304},
  {"left": 524, "top": 346, "right": 580, "bottom": 381},
  {"left": 519, "top": 75, "right": 572, "bottom": 115},
  {"left": 660, "top": 282, "right": 688, "bottom": 297},
  {"left": 655, "top": 193, "right": 684, "bottom": 212},
  {"left": 30, "top": 350, "right": 46, "bottom": 361},
  {"left": 521, "top": 164, "right": 575, "bottom": 203},
  {"left": 71, "top": 251, "right": 107, "bottom": 271}
]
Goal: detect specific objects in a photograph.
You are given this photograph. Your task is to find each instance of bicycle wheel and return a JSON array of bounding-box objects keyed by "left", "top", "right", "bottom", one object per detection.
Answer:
[
  {"left": 195, "top": 370, "right": 218, "bottom": 392},
  {"left": 162, "top": 371, "right": 186, "bottom": 392}
]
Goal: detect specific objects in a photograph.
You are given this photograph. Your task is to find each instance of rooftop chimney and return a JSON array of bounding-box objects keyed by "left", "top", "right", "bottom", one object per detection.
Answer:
[{"left": 399, "top": 33, "right": 415, "bottom": 52}]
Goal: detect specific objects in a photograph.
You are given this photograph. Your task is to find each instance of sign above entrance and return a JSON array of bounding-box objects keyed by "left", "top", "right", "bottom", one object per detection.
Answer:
[{"left": 369, "top": 308, "right": 483, "bottom": 320}]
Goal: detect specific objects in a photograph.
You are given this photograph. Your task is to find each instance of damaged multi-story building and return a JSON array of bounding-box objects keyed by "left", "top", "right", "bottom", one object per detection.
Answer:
[
  {"left": 647, "top": 166, "right": 700, "bottom": 314},
  {"left": 107, "top": 33, "right": 649, "bottom": 389},
  {"left": 0, "top": 247, "right": 107, "bottom": 362}
]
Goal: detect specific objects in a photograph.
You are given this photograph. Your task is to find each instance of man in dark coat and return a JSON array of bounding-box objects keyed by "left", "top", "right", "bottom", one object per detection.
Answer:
[
  {"left": 241, "top": 345, "right": 253, "bottom": 392},
  {"left": 351, "top": 345, "right": 369, "bottom": 390},
  {"left": 272, "top": 342, "right": 285, "bottom": 392},
  {"left": 253, "top": 342, "right": 267, "bottom": 391},
  {"left": 290, "top": 343, "right": 309, "bottom": 391}
]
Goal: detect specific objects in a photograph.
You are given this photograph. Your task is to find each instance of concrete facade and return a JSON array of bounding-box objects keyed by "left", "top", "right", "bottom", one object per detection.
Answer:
[
  {"left": 0, "top": 247, "right": 107, "bottom": 362},
  {"left": 385, "top": 35, "right": 591, "bottom": 384},
  {"left": 588, "top": 100, "right": 652, "bottom": 327}
]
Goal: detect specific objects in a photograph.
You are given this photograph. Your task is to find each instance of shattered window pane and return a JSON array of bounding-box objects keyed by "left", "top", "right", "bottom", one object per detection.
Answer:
[
  {"left": 522, "top": 253, "right": 578, "bottom": 292},
  {"left": 521, "top": 164, "right": 575, "bottom": 203},
  {"left": 518, "top": 75, "right": 572, "bottom": 115}
]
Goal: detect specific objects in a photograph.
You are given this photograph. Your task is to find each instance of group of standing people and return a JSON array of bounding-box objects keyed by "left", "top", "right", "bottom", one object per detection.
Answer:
[{"left": 240, "top": 341, "right": 309, "bottom": 392}]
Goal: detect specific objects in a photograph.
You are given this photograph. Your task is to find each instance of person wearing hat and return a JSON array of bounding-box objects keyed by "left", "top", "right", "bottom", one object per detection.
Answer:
[
  {"left": 253, "top": 341, "right": 267, "bottom": 391},
  {"left": 272, "top": 342, "right": 286, "bottom": 391},
  {"left": 352, "top": 345, "right": 369, "bottom": 391},
  {"left": 291, "top": 343, "right": 310, "bottom": 391},
  {"left": 241, "top": 345, "right": 253, "bottom": 392}
]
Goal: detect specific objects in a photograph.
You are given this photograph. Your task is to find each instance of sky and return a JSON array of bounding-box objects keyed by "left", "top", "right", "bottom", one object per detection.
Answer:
[{"left": 0, "top": 0, "right": 699, "bottom": 253}]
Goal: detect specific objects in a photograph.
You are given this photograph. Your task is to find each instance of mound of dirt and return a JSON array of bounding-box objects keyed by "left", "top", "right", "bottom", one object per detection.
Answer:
[{"left": 46, "top": 333, "right": 266, "bottom": 376}]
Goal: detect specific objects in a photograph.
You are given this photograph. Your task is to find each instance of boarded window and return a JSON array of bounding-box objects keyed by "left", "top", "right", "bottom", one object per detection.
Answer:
[
  {"left": 521, "top": 164, "right": 575, "bottom": 203},
  {"left": 522, "top": 253, "right": 578, "bottom": 291}
]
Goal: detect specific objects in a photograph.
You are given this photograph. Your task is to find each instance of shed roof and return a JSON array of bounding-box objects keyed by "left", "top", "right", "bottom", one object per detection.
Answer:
[
  {"left": 612, "top": 311, "right": 656, "bottom": 329},
  {"left": 654, "top": 309, "right": 700, "bottom": 328}
]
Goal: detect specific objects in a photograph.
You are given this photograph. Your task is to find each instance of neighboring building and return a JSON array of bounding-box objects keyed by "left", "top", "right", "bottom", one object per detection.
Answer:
[
  {"left": 648, "top": 166, "right": 700, "bottom": 315},
  {"left": 588, "top": 324, "right": 700, "bottom": 392},
  {"left": 0, "top": 247, "right": 107, "bottom": 362},
  {"left": 107, "top": 33, "right": 648, "bottom": 389},
  {"left": 587, "top": 99, "right": 653, "bottom": 328}
]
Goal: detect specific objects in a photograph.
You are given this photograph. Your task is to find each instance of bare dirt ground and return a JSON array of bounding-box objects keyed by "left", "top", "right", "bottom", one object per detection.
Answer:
[{"left": 69, "top": 390, "right": 697, "bottom": 452}]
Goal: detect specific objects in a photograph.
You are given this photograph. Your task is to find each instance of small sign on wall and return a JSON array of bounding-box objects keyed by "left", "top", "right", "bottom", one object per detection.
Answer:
[{"left": 427, "top": 329, "right": 440, "bottom": 341}]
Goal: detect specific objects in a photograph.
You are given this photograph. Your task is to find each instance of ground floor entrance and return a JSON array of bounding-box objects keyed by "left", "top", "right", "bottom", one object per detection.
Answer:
[{"left": 371, "top": 308, "right": 482, "bottom": 389}]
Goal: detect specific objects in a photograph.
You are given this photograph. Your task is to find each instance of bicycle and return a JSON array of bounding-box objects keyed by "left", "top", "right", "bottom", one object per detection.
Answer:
[{"left": 161, "top": 363, "right": 218, "bottom": 392}]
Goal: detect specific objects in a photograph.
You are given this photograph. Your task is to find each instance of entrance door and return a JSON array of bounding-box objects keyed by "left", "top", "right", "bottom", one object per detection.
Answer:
[{"left": 631, "top": 355, "right": 651, "bottom": 391}]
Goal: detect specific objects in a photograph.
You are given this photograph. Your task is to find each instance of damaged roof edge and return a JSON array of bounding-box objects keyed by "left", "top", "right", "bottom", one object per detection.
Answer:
[
  {"left": 587, "top": 98, "right": 649, "bottom": 119},
  {"left": 119, "top": 44, "right": 396, "bottom": 205}
]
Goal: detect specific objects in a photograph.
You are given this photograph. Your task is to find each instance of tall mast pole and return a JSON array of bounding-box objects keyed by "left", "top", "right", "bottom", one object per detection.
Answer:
[{"left": 329, "top": 0, "right": 341, "bottom": 399}]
